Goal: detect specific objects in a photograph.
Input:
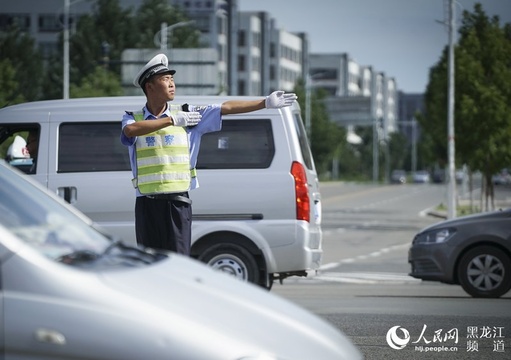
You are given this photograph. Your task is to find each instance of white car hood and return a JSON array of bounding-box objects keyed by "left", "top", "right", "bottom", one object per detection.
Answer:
[{"left": 98, "top": 254, "right": 361, "bottom": 360}]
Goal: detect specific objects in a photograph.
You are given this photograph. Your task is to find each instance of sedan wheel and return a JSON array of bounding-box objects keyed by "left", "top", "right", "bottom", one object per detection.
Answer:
[{"left": 458, "top": 246, "right": 511, "bottom": 298}]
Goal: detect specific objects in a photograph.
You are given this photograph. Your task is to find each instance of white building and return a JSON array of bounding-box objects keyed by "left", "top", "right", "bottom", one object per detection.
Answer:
[
  {"left": 310, "top": 53, "right": 398, "bottom": 139},
  {"left": 169, "top": 0, "right": 230, "bottom": 94},
  {"left": 236, "top": 12, "right": 304, "bottom": 96},
  {"left": 122, "top": 48, "right": 220, "bottom": 96}
]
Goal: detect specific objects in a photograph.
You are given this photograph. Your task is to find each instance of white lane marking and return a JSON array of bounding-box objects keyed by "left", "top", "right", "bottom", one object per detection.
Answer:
[
  {"left": 319, "top": 242, "right": 410, "bottom": 271},
  {"left": 314, "top": 272, "right": 421, "bottom": 284},
  {"left": 288, "top": 242, "right": 418, "bottom": 284}
]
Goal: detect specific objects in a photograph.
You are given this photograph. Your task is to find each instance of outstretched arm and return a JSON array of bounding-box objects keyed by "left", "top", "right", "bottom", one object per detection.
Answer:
[
  {"left": 221, "top": 90, "right": 297, "bottom": 115},
  {"left": 221, "top": 99, "right": 265, "bottom": 115}
]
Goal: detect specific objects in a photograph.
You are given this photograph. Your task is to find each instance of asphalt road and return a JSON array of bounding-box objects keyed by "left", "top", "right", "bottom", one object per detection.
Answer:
[{"left": 272, "top": 181, "right": 511, "bottom": 359}]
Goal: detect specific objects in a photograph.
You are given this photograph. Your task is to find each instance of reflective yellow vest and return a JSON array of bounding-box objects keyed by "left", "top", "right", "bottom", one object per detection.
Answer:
[{"left": 131, "top": 105, "right": 196, "bottom": 194}]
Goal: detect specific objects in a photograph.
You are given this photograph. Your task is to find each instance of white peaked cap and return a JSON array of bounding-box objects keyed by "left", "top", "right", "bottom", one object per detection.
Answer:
[
  {"left": 133, "top": 53, "right": 176, "bottom": 88},
  {"left": 7, "top": 135, "right": 29, "bottom": 159}
]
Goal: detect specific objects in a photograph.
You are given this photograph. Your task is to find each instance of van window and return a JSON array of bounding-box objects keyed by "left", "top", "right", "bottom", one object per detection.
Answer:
[
  {"left": 0, "top": 124, "right": 39, "bottom": 174},
  {"left": 58, "top": 123, "right": 130, "bottom": 173},
  {"left": 293, "top": 113, "right": 314, "bottom": 170},
  {"left": 197, "top": 119, "right": 274, "bottom": 169}
]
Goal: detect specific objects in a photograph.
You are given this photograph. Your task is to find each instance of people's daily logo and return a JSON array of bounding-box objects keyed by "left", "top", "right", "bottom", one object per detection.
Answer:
[
  {"left": 386, "top": 324, "right": 506, "bottom": 354},
  {"left": 386, "top": 326, "right": 410, "bottom": 350}
]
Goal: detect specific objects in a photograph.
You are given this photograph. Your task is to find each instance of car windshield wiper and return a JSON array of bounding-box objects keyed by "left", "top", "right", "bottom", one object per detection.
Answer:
[
  {"left": 57, "top": 239, "right": 168, "bottom": 267},
  {"left": 56, "top": 250, "right": 99, "bottom": 264},
  {"left": 103, "top": 239, "right": 167, "bottom": 264}
]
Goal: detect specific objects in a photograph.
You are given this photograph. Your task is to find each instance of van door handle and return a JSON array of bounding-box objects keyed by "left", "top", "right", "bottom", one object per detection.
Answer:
[{"left": 57, "top": 186, "right": 77, "bottom": 204}]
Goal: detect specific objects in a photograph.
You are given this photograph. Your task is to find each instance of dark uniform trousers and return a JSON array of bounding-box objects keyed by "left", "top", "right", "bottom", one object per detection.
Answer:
[{"left": 135, "top": 192, "right": 192, "bottom": 255}]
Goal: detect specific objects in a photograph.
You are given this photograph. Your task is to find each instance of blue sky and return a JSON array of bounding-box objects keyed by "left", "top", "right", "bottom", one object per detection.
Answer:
[{"left": 238, "top": 0, "right": 511, "bottom": 93}]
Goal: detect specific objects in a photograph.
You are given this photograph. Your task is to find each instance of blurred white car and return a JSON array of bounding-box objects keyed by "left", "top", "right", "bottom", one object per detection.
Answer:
[
  {"left": 492, "top": 169, "right": 511, "bottom": 185},
  {"left": 412, "top": 170, "right": 431, "bottom": 183},
  {"left": 0, "top": 160, "right": 362, "bottom": 360},
  {"left": 455, "top": 169, "right": 466, "bottom": 184}
]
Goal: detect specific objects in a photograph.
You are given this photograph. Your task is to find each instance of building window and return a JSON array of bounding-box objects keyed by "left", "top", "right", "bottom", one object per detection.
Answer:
[
  {"left": 238, "top": 80, "right": 246, "bottom": 95},
  {"left": 0, "top": 14, "right": 31, "bottom": 31},
  {"left": 238, "top": 30, "right": 245, "bottom": 46},
  {"left": 217, "top": 43, "right": 225, "bottom": 61},
  {"left": 38, "top": 14, "right": 62, "bottom": 32},
  {"left": 252, "top": 32, "right": 260, "bottom": 47},
  {"left": 195, "top": 15, "right": 209, "bottom": 33},
  {"left": 238, "top": 55, "right": 245, "bottom": 71},
  {"left": 270, "top": 43, "right": 276, "bottom": 58},
  {"left": 252, "top": 57, "right": 260, "bottom": 71},
  {"left": 310, "top": 68, "right": 335, "bottom": 80},
  {"left": 217, "top": 17, "right": 225, "bottom": 35}
]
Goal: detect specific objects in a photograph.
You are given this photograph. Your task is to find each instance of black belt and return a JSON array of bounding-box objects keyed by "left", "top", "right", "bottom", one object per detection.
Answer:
[{"left": 146, "top": 193, "right": 192, "bottom": 204}]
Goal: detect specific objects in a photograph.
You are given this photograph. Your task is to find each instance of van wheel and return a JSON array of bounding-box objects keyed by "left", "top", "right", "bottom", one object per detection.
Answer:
[
  {"left": 457, "top": 246, "right": 511, "bottom": 298},
  {"left": 199, "top": 243, "right": 260, "bottom": 284}
]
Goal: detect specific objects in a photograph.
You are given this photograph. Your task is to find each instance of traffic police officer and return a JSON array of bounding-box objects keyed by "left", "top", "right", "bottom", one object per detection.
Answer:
[{"left": 121, "top": 53, "right": 297, "bottom": 255}]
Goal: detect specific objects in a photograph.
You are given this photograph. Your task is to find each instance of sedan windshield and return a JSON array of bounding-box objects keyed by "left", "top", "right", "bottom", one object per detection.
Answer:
[{"left": 0, "top": 161, "right": 111, "bottom": 260}]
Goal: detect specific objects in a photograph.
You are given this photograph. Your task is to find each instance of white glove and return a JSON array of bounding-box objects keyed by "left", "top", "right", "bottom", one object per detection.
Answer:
[
  {"left": 265, "top": 90, "right": 298, "bottom": 109},
  {"left": 172, "top": 111, "right": 202, "bottom": 127}
]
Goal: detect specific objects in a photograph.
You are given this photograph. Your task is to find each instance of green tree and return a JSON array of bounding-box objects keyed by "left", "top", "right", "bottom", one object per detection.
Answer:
[
  {"left": 0, "top": 25, "right": 44, "bottom": 103},
  {"left": 47, "top": 0, "right": 200, "bottom": 98},
  {"left": 40, "top": 52, "right": 65, "bottom": 100},
  {"left": 69, "top": 0, "right": 136, "bottom": 82},
  {"left": 388, "top": 131, "right": 408, "bottom": 171},
  {"left": 135, "top": 0, "right": 201, "bottom": 49},
  {"left": 0, "top": 59, "right": 26, "bottom": 108},
  {"left": 294, "top": 79, "right": 346, "bottom": 178},
  {"left": 422, "top": 3, "right": 511, "bottom": 208},
  {"left": 70, "top": 66, "right": 123, "bottom": 97},
  {"left": 351, "top": 126, "right": 374, "bottom": 180}
]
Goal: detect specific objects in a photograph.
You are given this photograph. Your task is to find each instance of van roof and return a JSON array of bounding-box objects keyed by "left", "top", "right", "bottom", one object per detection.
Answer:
[{"left": 0, "top": 96, "right": 301, "bottom": 119}]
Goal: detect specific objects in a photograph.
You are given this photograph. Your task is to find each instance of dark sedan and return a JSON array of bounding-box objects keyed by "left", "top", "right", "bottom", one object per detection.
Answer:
[{"left": 409, "top": 209, "right": 511, "bottom": 298}]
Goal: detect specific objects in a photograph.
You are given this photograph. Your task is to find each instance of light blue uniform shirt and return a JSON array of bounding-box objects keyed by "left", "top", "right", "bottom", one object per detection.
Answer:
[{"left": 121, "top": 103, "right": 222, "bottom": 197}]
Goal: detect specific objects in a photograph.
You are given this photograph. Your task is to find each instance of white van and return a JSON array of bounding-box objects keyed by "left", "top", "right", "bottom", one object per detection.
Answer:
[{"left": 0, "top": 96, "right": 322, "bottom": 288}]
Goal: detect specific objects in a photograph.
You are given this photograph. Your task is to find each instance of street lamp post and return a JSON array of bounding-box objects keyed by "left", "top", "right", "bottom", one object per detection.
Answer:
[
  {"left": 63, "top": 0, "right": 70, "bottom": 99},
  {"left": 447, "top": 0, "right": 456, "bottom": 219},
  {"left": 305, "top": 72, "right": 327, "bottom": 145},
  {"left": 62, "top": 0, "right": 85, "bottom": 99},
  {"left": 154, "top": 20, "right": 195, "bottom": 51},
  {"left": 373, "top": 118, "right": 379, "bottom": 183}
]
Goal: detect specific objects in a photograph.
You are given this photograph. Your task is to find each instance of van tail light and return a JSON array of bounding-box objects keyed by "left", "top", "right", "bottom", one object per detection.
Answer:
[{"left": 291, "top": 161, "right": 310, "bottom": 222}]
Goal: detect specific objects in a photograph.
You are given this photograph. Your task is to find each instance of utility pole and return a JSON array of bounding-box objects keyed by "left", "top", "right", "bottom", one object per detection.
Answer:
[
  {"left": 411, "top": 118, "right": 417, "bottom": 173},
  {"left": 447, "top": 0, "right": 456, "bottom": 219},
  {"left": 63, "top": 0, "right": 69, "bottom": 99},
  {"left": 372, "top": 118, "right": 379, "bottom": 183}
]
